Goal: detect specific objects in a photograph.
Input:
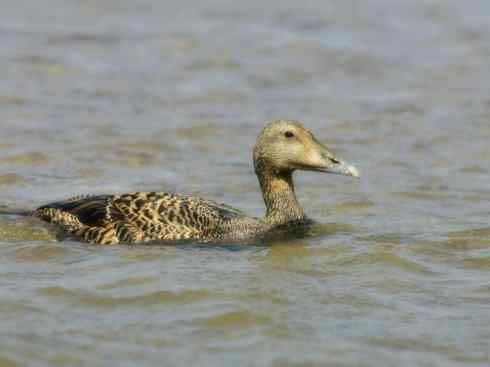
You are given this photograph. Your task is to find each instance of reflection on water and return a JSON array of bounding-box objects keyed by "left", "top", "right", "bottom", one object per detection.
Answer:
[{"left": 1, "top": 0, "right": 490, "bottom": 366}]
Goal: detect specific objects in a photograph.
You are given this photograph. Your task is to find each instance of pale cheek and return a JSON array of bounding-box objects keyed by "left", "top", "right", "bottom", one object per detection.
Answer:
[
  {"left": 269, "top": 148, "right": 289, "bottom": 168},
  {"left": 285, "top": 145, "right": 306, "bottom": 166}
]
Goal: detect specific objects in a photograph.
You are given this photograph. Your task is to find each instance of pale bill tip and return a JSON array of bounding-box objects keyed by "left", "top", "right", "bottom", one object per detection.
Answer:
[{"left": 347, "top": 165, "right": 360, "bottom": 178}]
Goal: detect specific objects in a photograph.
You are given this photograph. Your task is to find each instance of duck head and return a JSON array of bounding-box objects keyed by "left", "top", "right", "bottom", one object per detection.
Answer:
[{"left": 253, "top": 120, "right": 360, "bottom": 178}]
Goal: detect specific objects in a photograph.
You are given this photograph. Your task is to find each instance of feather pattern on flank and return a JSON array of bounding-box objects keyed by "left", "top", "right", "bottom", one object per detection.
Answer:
[{"left": 32, "top": 120, "right": 359, "bottom": 244}]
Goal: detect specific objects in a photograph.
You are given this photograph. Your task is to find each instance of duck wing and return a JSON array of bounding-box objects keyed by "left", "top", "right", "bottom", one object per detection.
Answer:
[
  {"left": 36, "top": 192, "right": 247, "bottom": 240},
  {"left": 106, "top": 192, "right": 246, "bottom": 237},
  {"left": 35, "top": 194, "right": 111, "bottom": 226}
]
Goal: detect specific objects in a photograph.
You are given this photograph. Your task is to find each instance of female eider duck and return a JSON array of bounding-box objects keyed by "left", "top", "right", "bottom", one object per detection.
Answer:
[{"left": 33, "top": 120, "right": 359, "bottom": 244}]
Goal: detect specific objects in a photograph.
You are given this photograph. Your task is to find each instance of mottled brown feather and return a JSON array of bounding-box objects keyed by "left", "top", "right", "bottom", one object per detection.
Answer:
[{"left": 32, "top": 120, "right": 358, "bottom": 244}]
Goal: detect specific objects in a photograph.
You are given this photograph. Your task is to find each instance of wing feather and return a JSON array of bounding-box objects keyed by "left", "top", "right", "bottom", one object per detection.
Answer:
[
  {"left": 37, "top": 191, "right": 246, "bottom": 240},
  {"left": 107, "top": 192, "right": 245, "bottom": 236},
  {"left": 36, "top": 194, "right": 111, "bottom": 226}
]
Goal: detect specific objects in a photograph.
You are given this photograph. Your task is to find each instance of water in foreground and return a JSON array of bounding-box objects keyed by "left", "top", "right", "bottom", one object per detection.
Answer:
[{"left": 1, "top": 0, "right": 490, "bottom": 366}]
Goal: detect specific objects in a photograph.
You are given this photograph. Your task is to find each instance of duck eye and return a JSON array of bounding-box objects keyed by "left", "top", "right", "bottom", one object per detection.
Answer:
[{"left": 284, "top": 131, "right": 294, "bottom": 138}]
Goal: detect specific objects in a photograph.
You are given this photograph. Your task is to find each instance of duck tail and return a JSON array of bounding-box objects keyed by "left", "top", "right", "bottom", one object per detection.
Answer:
[{"left": 0, "top": 206, "right": 31, "bottom": 216}]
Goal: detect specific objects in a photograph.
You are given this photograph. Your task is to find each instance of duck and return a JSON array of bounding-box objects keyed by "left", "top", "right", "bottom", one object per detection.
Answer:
[{"left": 32, "top": 120, "right": 359, "bottom": 244}]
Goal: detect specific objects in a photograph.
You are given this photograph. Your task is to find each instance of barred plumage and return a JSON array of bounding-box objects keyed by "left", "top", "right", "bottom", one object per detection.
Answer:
[{"left": 33, "top": 120, "right": 359, "bottom": 244}]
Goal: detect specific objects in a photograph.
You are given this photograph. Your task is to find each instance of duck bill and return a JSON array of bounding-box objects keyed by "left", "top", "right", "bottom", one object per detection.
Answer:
[
  {"left": 315, "top": 143, "right": 360, "bottom": 178},
  {"left": 317, "top": 159, "right": 360, "bottom": 177}
]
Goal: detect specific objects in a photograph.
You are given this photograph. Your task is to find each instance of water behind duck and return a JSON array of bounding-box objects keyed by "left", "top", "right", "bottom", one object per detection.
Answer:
[{"left": 1, "top": 0, "right": 490, "bottom": 366}]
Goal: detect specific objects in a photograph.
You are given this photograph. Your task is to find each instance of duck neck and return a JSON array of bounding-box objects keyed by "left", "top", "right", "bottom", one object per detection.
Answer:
[{"left": 255, "top": 161, "right": 305, "bottom": 226}]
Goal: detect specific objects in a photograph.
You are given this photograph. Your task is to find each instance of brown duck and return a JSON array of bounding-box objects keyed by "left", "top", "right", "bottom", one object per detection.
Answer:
[{"left": 31, "top": 120, "right": 359, "bottom": 244}]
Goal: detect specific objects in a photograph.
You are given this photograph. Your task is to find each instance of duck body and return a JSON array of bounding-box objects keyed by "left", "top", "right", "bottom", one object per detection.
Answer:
[
  {"left": 33, "top": 120, "right": 359, "bottom": 244},
  {"left": 35, "top": 192, "right": 265, "bottom": 244},
  {"left": 34, "top": 191, "right": 311, "bottom": 244}
]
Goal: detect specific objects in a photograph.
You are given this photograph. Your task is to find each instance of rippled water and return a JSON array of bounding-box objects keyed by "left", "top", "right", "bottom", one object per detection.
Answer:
[{"left": 1, "top": 0, "right": 490, "bottom": 366}]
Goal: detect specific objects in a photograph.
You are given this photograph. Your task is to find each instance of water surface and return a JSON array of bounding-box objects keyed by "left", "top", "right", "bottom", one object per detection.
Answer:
[{"left": 1, "top": 0, "right": 490, "bottom": 366}]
